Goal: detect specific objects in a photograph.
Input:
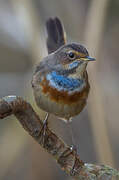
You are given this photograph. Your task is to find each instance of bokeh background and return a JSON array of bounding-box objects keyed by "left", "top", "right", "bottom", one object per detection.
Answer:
[{"left": 0, "top": 0, "right": 119, "bottom": 179}]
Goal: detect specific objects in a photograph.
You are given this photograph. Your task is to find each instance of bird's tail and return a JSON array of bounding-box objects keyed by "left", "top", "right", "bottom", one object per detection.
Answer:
[{"left": 46, "top": 17, "right": 66, "bottom": 54}]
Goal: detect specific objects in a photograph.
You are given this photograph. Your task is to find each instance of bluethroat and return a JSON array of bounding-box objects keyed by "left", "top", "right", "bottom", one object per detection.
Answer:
[{"left": 31, "top": 17, "right": 95, "bottom": 147}]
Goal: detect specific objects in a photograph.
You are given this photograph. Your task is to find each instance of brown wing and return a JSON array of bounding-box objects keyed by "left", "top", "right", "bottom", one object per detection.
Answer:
[{"left": 46, "top": 17, "right": 66, "bottom": 54}]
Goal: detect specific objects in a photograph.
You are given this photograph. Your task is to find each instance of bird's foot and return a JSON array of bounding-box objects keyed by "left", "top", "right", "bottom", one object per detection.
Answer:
[
  {"left": 69, "top": 145, "right": 78, "bottom": 175},
  {"left": 39, "top": 113, "right": 49, "bottom": 147},
  {"left": 58, "top": 144, "right": 79, "bottom": 175}
]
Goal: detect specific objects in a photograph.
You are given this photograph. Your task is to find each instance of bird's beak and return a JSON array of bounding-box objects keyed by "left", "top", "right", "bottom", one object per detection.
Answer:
[{"left": 80, "top": 56, "right": 96, "bottom": 61}]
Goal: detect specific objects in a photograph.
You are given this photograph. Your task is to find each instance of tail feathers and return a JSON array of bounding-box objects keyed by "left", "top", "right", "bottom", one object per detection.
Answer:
[{"left": 46, "top": 17, "right": 66, "bottom": 54}]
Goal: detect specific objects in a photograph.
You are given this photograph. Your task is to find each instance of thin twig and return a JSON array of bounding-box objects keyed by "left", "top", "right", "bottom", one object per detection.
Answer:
[{"left": 0, "top": 95, "right": 118, "bottom": 180}]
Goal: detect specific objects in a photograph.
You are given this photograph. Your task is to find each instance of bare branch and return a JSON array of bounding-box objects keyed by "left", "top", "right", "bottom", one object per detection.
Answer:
[{"left": 0, "top": 96, "right": 118, "bottom": 180}]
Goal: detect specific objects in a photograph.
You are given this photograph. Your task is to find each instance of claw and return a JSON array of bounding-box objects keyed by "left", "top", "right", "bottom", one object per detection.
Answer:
[{"left": 70, "top": 145, "right": 77, "bottom": 152}]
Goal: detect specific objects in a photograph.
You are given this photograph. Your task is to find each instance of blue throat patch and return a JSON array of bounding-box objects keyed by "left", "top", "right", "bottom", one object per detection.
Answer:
[{"left": 46, "top": 71, "right": 85, "bottom": 92}]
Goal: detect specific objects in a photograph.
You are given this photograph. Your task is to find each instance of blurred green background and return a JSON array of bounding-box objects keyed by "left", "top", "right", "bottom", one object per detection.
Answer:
[{"left": 0, "top": 0, "right": 119, "bottom": 179}]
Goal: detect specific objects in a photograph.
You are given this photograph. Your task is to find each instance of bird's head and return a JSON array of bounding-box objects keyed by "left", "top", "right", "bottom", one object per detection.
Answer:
[{"left": 53, "top": 43, "right": 95, "bottom": 78}]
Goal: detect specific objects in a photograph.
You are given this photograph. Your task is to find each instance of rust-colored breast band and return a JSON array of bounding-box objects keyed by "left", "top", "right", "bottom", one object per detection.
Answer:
[{"left": 40, "top": 78, "right": 90, "bottom": 105}]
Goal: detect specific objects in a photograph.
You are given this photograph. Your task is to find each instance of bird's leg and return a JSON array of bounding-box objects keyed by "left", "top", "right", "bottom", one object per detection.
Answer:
[
  {"left": 68, "top": 121, "right": 78, "bottom": 174},
  {"left": 40, "top": 113, "right": 49, "bottom": 146},
  {"left": 68, "top": 122, "right": 77, "bottom": 152},
  {"left": 59, "top": 121, "right": 78, "bottom": 175}
]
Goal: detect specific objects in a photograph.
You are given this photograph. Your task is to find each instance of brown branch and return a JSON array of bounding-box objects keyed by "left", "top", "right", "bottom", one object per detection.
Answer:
[{"left": 0, "top": 96, "right": 118, "bottom": 180}]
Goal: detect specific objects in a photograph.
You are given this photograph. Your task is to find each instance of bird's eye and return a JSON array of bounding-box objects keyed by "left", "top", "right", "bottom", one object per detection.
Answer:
[{"left": 67, "top": 51, "right": 76, "bottom": 59}]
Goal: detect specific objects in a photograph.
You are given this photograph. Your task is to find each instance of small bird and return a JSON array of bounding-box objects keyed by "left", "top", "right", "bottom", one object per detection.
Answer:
[{"left": 32, "top": 17, "right": 95, "bottom": 148}]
